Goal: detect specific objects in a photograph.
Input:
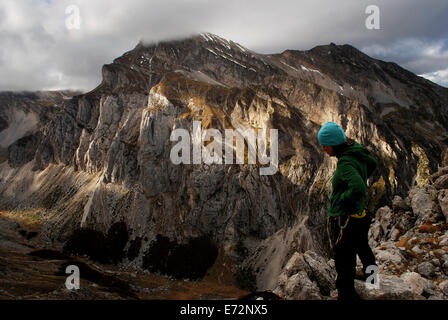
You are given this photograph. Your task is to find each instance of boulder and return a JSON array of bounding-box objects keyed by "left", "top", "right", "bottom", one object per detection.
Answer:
[
  {"left": 376, "top": 206, "right": 393, "bottom": 235},
  {"left": 417, "top": 261, "right": 436, "bottom": 278},
  {"left": 439, "top": 280, "right": 448, "bottom": 296},
  {"left": 411, "top": 245, "right": 423, "bottom": 254},
  {"left": 397, "top": 212, "right": 415, "bottom": 230},
  {"left": 283, "top": 252, "right": 306, "bottom": 277},
  {"left": 374, "top": 248, "right": 404, "bottom": 266},
  {"left": 410, "top": 186, "right": 443, "bottom": 224},
  {"left": 302, "top": 251, "right": 336, "bottom": 296},
  {"left": 285, "top": 271, "right": 322, "bottom": 300},
  {"left": 442, "top": 261, "right": 448, "bottom": 275},
  {"left": 441, "top": 254, "right": 448, "bottom": 265},
  {"left": 279, "top": 250, "right": 336, "bottom": 297},
  {"left": 423, "top": 280, "right": 443, "bottom": 299},
  {"left": 392, "top": 196, "right": 410, "bottom": 212},
  {"left": 355, "top": 274, "right": 424, "bottom": 300},
  {"left": 273, "top": 273, "right": 289, "bottom": 298},
  {"left": 400, "top": 272, "right": 427, "bottom": 295}
]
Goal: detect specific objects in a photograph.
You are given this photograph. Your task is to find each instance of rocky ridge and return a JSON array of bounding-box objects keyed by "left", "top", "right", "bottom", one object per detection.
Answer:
[{"left": 272, "top": 160, "right": 448, "bottom": 299}]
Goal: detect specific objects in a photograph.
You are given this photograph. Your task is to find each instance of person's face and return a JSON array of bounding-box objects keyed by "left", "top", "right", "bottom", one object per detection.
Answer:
[{"left": 322, "top": 145, "right": 335, "bottom": 156}]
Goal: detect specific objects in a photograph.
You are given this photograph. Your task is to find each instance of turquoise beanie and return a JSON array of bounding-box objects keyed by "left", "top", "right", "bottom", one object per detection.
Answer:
[{"left": 318, "top": 122, "right": 346, "bottom": 146}]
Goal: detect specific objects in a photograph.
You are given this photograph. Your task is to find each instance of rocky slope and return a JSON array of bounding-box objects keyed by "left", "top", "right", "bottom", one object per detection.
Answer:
[
  {"left": 0, "top": 209, "right": 248, "bottom": 299},
  {"left": 0, "top": 91, "right": 79, "bottom": 166},
  {"left": 0, "top": 33, "right": 447, "bottom": 298},
  {"left": 272, "top": 161, "right": 448, "bottom": 300}
]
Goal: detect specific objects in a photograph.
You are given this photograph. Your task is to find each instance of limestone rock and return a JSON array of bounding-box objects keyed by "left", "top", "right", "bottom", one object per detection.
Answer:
[
  {"left": 411, "top": 245, "right": 424, "bottom": 254},
  {"left": 434, "top": 175, "right": 448, "bottom": 190},
  {"left": 285, "top": 271, "right": 322, "bottom": 300},
  {"left": 423, "top": 280, "right": 443, "bottom": 299},
  {"left": 438, "top": 189, "right": 448, "bottom": 222},
  {"left": 302, "top": 251, "right": 336, "bottom": 296},
  {"left": 377, "top": 206, "right": 393, "bottom": 235},
  {"left": 390, "top": 227, "right": 401, "bottom": 241},
  {"left": 397, "top": 212, "right": 416, "bottom": 231},
  {"left": 439, "top": 280, "right": 448, "bottom": 296},
  {"left": 355, "top": 275, "right": 423, "bottom": 300},
  {"left": 370, "top": 220, "right": 383, "bottom": 243},
  {"left": 276, "top": 250, "right": 336, "bottom": 298},
  {"left": 392, "top": 195, "right": 410, "bottom": 212},
  {"left": 410, "top": 186, "right": 443, "bottom": 224},
  {"left": 374, "top": 247, "right": 404, "bottom": 266},
  {"left": 429, "top": 166, "right": 448, "bottom": 183},
  {"left": 417, "top": 262, "right": 436, "bottom": 278},
  {"left": 283, "top": 252, "right": 306, "bottom": 277},
  {"left": 400, "top": 272, "right": 427, "bottom": 296},
  {"left": 442, "top": 150, "right": 448, "bottom": 167}
]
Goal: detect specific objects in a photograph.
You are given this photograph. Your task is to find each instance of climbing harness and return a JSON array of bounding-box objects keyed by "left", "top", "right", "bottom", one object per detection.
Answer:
[
  {"left": 350, "top": 209, "right": 367, "bottom": 219},
  {"left": 327, "top": 215, "right": 350, "bottom": 250},
  {"left": 326, "top": 209, "right": 367, "bottom": 249}
]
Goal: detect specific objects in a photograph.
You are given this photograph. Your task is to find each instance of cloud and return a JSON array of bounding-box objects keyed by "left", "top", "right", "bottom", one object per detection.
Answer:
[
  {"left": 419, "top": 68, "right": 448, "bottom": 87},
  {"left": 362, "top": 38, "right": 448, "bottom": 77},
  {"left": 0, "top": 0, "right": 447, "bottom": 91}
]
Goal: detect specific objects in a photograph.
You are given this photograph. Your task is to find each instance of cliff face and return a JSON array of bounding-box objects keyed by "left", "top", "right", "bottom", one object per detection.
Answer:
[{"left": 1, "top": 33, "right": 447, "bottom": 289}]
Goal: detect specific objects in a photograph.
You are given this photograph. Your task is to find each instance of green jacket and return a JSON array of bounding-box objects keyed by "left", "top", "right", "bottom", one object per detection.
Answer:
[{"left": 328, "top": 141, "right": 378, "bottom": 217}]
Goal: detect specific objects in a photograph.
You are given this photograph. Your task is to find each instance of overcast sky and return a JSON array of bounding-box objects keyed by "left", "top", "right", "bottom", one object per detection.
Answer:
[{"left": 1, "top": 0, "right": 447, "bottom": 91}]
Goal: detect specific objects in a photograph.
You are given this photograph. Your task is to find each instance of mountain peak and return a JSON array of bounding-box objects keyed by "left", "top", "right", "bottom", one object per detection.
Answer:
[{"left": 104, "top": 33, "right": 447, "bottom": 115}]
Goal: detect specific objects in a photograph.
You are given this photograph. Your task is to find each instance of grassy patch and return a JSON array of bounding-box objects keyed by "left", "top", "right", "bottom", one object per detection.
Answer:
[{"left": 0, "top": 209, "right": 44, "bottom": 227}]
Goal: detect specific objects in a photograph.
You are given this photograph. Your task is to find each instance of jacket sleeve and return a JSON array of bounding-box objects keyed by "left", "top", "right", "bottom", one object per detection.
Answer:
[
  {"left": 338, "top": 158, "right": 367, "bottom": 204},
  {"left": 365, "top": 153, "right": 378, "bottom": 178}
]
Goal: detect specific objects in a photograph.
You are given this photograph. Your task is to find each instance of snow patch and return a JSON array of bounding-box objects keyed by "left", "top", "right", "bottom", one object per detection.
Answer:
[
  {"left": 201, "top": 33, "right": 231, "bottom": 50},
  {"left": 281, "top": 61, "right": 299, "bottom": 72},
  {"left": 205, "top": 48, "right": 218, "bottom": 56},
  {"left": 301, "top": 65, "right": 321, "bottom": 74},
  {"left": 234, "top": 43, "right": 247, "bottom": 52},
  {"left": 201, "top": 33, "right": 213, "bottom": 42},
  {"left": 216, "top": 53, "right": 247, "bottom": 69}
]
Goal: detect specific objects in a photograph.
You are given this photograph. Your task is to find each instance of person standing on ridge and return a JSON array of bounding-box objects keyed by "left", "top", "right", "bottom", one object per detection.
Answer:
[{"left": 318, "top": 121, "right": 378, "bottom": 300}]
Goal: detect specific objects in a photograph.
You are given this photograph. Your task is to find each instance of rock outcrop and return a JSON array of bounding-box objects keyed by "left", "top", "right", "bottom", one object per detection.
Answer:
[
  {"left": 272, "top": 165, "right": 448, "bottom": 300},
  {"left": 366, "top": 165, "right": 448, "bottom": 299}
]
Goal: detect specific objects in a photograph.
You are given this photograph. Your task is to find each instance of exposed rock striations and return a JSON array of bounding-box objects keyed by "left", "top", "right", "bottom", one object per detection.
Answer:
[{"left": 0, "top": 33, "right": 447, "bottom": 293}]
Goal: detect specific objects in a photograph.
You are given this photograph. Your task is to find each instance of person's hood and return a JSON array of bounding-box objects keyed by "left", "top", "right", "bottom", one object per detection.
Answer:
[
  {"left": 340, "top": 141, "right": 370, "bottom": 158},
  {"left": 339, "top": 141, "right": 378, "bottom": 177}
]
